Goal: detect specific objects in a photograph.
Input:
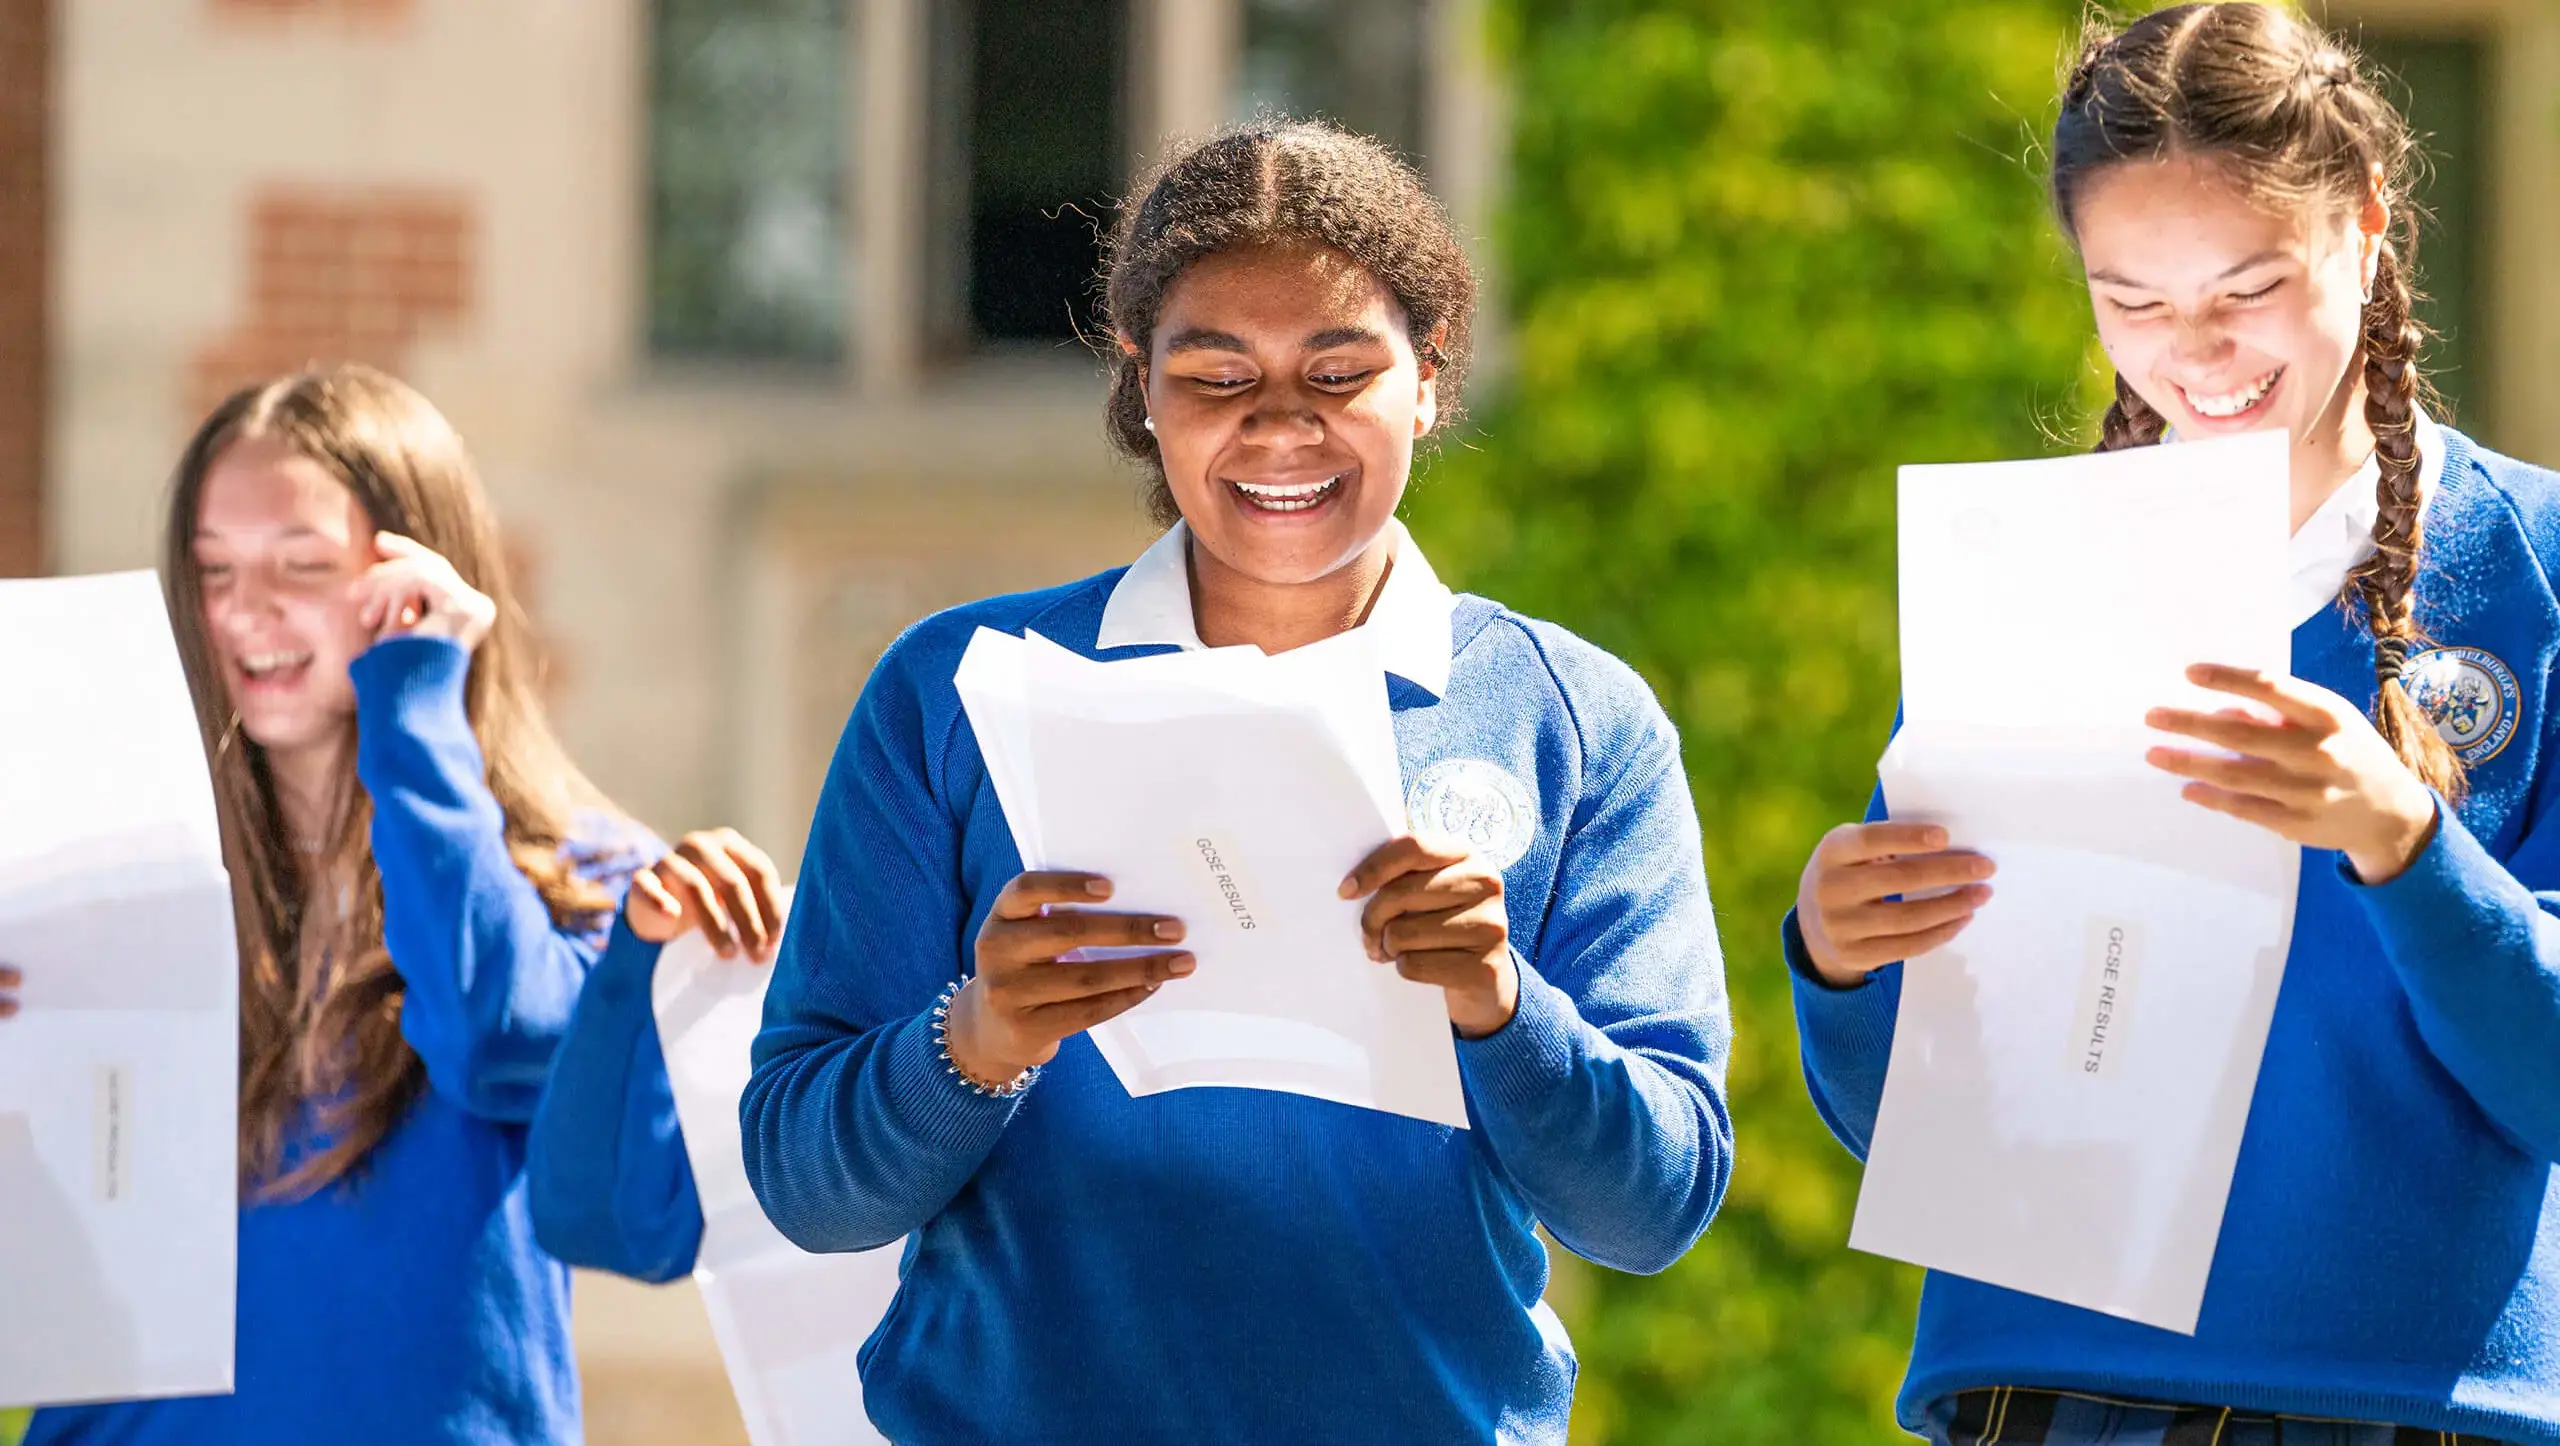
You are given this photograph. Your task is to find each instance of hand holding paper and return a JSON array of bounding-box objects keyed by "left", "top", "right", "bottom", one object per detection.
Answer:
[
  {"left": 945, "top": 872, "right": 1196, "bottom": 1087},
  {"left": 2145, "top": 661, "right": 2443, "bottom": 883},
  {"left": 1848, "top": 430, "right": 2303, "bottom": 1334},
  {"left": 1340, "top": 835, "right": 1518, "bottom": 1039},
  {"left": 952, "top": 627, "right": 1469, "bottom": 1128}
]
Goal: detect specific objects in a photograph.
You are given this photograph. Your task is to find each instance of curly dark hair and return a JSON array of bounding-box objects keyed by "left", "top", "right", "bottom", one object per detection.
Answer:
[
  {"left": 1099, "top": 118, "right": 1477, "bottom": 527},
  {"left": 2052, "top": 3, "right": 2460, "bottom": 802}
]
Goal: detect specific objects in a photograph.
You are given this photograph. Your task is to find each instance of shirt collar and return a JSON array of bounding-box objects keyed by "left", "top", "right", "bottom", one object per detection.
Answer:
[
  {"left": 1094, "top": 518, "right": 1457, "bottom": 699},
  {"left": 2167, "top": 410, "right": 2447, "bottom": 627},
  {"left": 2282, "top": 408, "right": 2447, "bottom": 627}
]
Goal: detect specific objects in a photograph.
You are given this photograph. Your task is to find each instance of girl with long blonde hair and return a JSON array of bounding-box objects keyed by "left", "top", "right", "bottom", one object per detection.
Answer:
[{"left": 24, "top": 365, "right": 648, "bottom": 1444}]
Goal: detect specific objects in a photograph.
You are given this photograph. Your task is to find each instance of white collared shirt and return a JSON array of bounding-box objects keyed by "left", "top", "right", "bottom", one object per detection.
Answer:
[
  {"left": 2168, "top": 411, "right": 2448, "bottom": 626},
  {"left": 1094, "top": 519, "right": 1459, "bottom": 699},
  {"left": 2281, "top": 409, "right": 2448, "bottom": 626}
]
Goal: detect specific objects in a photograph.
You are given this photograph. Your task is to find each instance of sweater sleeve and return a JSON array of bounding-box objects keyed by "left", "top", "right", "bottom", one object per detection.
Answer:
[
  {"left": 352, "top": 636, "right": 628, "bottom": 1122},
  {"left": 1785, "top": 780, "right": 1902, "bottom": 1161},
  {"left": 527, "top": 914, "right": 704, "bottom": 1284},
  {"left": 1452, "top": 652, "right": 1733, "bottom": 1276},
  {"left": 740, "top": 629, "right": 1022, "bottom": 1255},
  {"left": 2350, "top": 793, "right": 2560, "bottom": 1164}
]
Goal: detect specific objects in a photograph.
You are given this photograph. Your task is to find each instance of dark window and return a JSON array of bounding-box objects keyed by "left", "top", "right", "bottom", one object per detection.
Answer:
[
  {"left": 1238, "top": 0, "right": 1429, "bottom": 166},
  {"left": 935, "top": 0, "right": 1126, "bottom": 350},
  {"left": 2360, "top": 33, "right": 2494, "bottom": 440},
  {"left": 646, "top": 0, "right": 848, "bottom": 365}
]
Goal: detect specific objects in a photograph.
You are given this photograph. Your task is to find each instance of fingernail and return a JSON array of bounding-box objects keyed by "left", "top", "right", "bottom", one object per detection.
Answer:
[
  {"left": 1086, "top": 878, "right": 1112, "bottom": 898},
  {"left": 1924, "top": 829, "right": 1948, "bottom": 849},
  {"left": 1153, "top": 921, "right": 1184, "bottom": 941},
  {"left": 1338, "top": 876, "right": 1358, "bottom": 899},
  {"left": 1169, "top": 954, "right": 1196, "bottom": 976}
]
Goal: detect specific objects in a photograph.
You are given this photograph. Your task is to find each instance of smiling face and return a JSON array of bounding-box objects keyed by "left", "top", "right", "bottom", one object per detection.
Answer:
[
  {"left": 2075, "top": 155, "right": 2380, "bottom": 446},
  {"left": 1142, "top": 241, "right": 1437, "bottom": 589},
  {"left": 190, "top": 435, "right": 377, "bottom": 757}
]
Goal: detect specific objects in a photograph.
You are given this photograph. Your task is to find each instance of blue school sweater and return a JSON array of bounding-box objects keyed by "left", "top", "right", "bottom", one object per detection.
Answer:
[
  {"left": 740, "top": 533, "right": 1734, "bottom": 1445},
  {"left": 1791, "top": 429, "right": 2560, "bottom": 1443},
  {"left": 522, "top": 920, "right": 704, "bottom": 1285},
  {"left": 27, "top": 637, "right": 645, "bottom": 1446}
]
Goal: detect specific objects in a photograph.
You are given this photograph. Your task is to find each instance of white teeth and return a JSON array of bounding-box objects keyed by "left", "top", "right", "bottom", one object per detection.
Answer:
[
  {"left": 241, "top": 651, "right": 311, "bottom": 677},
  {"left": 1232, "top": 474, "right": 1343, "bottom": 512},
  {"left": 2184, "top": 369, "right": 2281, "bottom": 419}
]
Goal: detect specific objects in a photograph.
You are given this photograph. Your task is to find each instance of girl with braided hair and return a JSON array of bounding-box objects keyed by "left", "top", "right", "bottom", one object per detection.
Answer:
[{"left": 1787, "top": 5, "right": 2560, "bottom": 1443}]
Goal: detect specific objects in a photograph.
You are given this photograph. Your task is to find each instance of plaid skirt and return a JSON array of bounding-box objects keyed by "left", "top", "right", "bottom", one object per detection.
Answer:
[{"left": 1924, "top": 1388, "right": 2524, "bottom": 1446}]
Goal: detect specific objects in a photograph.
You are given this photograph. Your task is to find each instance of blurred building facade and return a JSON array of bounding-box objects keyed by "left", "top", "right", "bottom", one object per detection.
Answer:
[{"left": 0, "top": 0, "right": 2552, "bottom": 1442}]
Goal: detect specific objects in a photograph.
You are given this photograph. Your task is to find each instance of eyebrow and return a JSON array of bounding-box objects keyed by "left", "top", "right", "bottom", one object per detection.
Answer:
[
  {"left": 2088, "top": 249, "right": 2291, "bottom": 289},
  {"left": 193, "top": 525, "right": 328, "bottom": 543},
  {"left": 1303, "top": 325, "right": 1389, "bottom": 350},
  {"left": 1161, "top": 328, "right": 1251, "bottom": 356},
  {"left": 1159, "top": 324, "right": 1394, "bottom": 356}
]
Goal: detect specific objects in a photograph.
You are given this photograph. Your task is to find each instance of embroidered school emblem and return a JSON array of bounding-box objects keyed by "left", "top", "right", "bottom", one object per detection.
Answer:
[
  {"left": 2403, "top": 645, "right": 2521, "bottom": 765},
  {"left": 1405, "top": 759, "right": 1539, "bottom": 870}
]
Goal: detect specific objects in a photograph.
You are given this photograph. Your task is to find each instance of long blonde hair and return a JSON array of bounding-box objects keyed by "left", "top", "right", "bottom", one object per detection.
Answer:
[{"left": 164, "top": 365, "right": 619, "bottom": 1199}]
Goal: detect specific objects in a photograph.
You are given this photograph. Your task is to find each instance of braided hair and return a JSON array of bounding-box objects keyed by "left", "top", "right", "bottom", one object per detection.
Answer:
[{"left": 2053, "top": 3, "right": 2461, "bottom": 800}]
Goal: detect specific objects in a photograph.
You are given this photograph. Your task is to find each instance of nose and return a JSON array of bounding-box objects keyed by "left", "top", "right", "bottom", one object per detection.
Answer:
[
  {"left": 211, "top": 568, "right": 281, "bottom": 637},
  {"left": 1237, "top": 394, "right": 1324, "bottom": 451},
  {"left": 2168, "top": 312, "right": 2234, "bottom": 371}
]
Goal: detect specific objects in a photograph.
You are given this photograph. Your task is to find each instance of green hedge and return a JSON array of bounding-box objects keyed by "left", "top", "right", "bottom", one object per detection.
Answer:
[{"left": 1404, "top": 2, "right": 2098, "bottom": 1440}]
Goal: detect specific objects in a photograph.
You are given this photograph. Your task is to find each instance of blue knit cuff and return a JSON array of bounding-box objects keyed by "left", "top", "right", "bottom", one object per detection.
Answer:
[
  {"left": 2342, "top": 792, "right": 2489, "bottom": 972},
  {"left": 2335, "top": 791, "right": 2451, "bottom": 893},
  {"left": 350, "top": 634, "right": 472, "bottom": 724},
  {"left": 1788, "top": 909, "right": 1900, "bottom": 1063},
  {"left": 1782, "top": 907, "right": 1871, "bottom": 993},
  {"left": 1456, "top": 951, "right": 1581, "bottom": 1113},
  {"left": 349, "top": 636, "right": 479, "bottom": 782},
  {"left": 585, "top": 912, "right": 665, "bottom": 1017},
  {"left": 880, "top": 1002, "right": 1030, "bottom": 1149}
]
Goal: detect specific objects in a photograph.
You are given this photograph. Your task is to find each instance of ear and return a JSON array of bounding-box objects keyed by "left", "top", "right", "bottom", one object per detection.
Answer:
[
  {"left": 1117, "top": 331, "right": 1148, "bottom": 384},
  {"left": 2357, "top": 163, "right": 2391, "bottom": 299},
  {"left": 1412, "top": 322, "right": 1445, "bottom": 440}
]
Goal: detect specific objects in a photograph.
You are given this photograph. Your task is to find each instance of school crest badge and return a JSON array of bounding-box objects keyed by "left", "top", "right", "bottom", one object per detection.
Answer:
[
  {"left": 2403, "top": 645, "right": 2521, "bottom": 765},
  {"left": 1406, "top": 758, "right": 1539, "bottom": 870}
]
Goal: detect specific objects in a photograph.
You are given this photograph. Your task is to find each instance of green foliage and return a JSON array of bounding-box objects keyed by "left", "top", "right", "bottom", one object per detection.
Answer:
[{"left": 1404, "top": 2, "right": 2099, "bottom": 1440}]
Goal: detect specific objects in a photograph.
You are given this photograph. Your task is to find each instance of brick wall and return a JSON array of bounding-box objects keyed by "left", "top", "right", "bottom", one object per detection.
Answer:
[
  {"left": 189, "top": 188, "right": 474, "bottom": 418},
  {"left": 0, "top": 0, "right": 47, "bottom": 577}
]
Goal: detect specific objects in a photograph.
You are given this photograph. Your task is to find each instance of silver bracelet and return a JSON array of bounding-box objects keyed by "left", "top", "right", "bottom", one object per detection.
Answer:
[{"left": 930, "top": 978, "right": 1040, "bottom": 1099}]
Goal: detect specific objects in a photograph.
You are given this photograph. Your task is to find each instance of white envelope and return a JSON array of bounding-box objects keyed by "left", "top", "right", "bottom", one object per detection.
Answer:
[
  {"left": 1849, "top": 431, "right": 2301, "bottom": 1333},
  {"left": 953, "top": 628, "right": 1466, "bottom": 1128},
  {"left": 0, "top": 572, "right": 239, "bottom": 1407},
  {"left": 651, "top": 897, "right": 900, "bottom": 1446}
]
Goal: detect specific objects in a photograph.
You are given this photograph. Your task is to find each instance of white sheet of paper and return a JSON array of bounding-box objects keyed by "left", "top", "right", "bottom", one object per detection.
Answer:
[
  {"left": 0, "top": 572, "right": 239, "bottom": 1407},
  {"left": 1849, "top": 431, "right": 2302, "bottom": 1334},
  {"left": 954, "top": 628, "right": 1466, "bottom": 1128},
  {"left": 651, "top": 896, "right": 900, "bottom": 1446}
]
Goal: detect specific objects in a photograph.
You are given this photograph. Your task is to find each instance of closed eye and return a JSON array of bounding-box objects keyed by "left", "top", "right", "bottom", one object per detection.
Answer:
[
  {"left": 2230, "top": 279, "right": 2283, "bottom": 303},
  {"left": 1311, "top": 369, "right": 1376, "bottom": 389}
]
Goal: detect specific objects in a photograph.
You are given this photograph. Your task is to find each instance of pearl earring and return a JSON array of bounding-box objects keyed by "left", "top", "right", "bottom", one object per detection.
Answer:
[{"left": 1143, "top": 416, "right": 1155, "bottom": 434}]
